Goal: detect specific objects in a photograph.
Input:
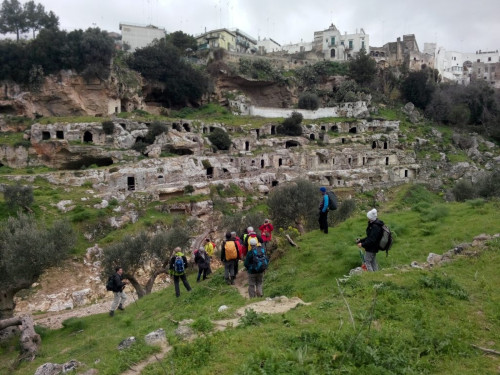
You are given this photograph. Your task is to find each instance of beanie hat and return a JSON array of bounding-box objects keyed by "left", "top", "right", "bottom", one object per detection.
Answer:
[
  {"left": 367, "top": 208, "right": 377, "bottom": 221},
  {"left": 320, "top": 187, "right": 326, "bottom": 192},
  {"left": 225, "top": 232, "right": 231, "bottom": 240},
  {"left": 247, "top": 226, "right": 254, "bottom": 232},
  {"left": 249, "top": 238, "right": 258, "bottom": 246}
]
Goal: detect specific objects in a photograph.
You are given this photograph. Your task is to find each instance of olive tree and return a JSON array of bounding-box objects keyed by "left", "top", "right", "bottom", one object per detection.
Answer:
[
  {"left": 3, "top": 183, "right": 33, "bottom": 210},
  {"left": 267, "top": 179, "right": 319, "bottom": 233},
  {"left": 0, "top": 214, "right": 75, "bottom": 319},
  {"left": 101, "top": 224, "right": 190, "bottom": 298}
]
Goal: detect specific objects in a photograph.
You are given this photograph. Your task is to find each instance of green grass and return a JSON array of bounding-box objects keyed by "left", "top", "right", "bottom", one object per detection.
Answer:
[
  {"left": 0, "top": 132, "right": 26, "bottom": 147},
  {"left": 1, "top": 189, "right": 499, "bottom": 375}
]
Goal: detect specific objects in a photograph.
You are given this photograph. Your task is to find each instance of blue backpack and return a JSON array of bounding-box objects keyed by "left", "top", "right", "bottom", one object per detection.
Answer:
[
  {"left": 174, "top": 256, "right": 185, "bottom": 273},
  {"left": 251, "top": 247, "right": 269, "bottom": 273}
]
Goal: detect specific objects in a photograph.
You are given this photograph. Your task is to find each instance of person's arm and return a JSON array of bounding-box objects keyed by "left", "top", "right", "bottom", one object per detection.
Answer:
[
  {"left": 244, "top": 251, "right": 252, "bottom": 269},
  {"left": 361, "top": 224, "right": 382, "bottom": 248},
  {"left": 269, "top": 224, "right": 274, "bottom": 232},
  {"left": 169, "top": 257, "right": 175, "bottom": 270},
  {"left": 220, "top": 241, "right": 225, "bottom": 262},
  {"left": 183, "top": 256, "right": 188, "bottom": 269}
]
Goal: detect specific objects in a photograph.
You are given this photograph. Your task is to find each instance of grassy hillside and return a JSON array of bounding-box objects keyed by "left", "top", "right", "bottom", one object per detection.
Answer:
[{"left": 1, "top": 185, "right": 499, "bottom": 374}]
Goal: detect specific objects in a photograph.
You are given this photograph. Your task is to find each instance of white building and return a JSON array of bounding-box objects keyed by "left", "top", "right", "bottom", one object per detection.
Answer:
[
  {"left": 119, "top": 23, "right": 166, "bottom": 52},
  {"left": 231, "top": 28, "right": 258, "bottom": 53},
  {"left": 281, "top": 40, "right": 314, "bottom": 54},
  {"left": 314, "top": 24, "right": 369, "bottom": 61},
  {"left": 435, "top": 47, "right": 500, "bottom": 85},
  {"left": 257, "top": 37, "right": 281, "bottom": 54}
]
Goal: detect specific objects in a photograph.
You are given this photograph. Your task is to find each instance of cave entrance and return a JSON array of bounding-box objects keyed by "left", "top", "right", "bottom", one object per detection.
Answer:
[
  {"left": 183, "top": 123, "right": 191, "bottom": 132},
  {"left": 206, "top": 167, "right": 213, "bottom": 178},
  {"left": 261, "top": 160, "right": 264, "bottom": 168},
  {"left": 42, "top": 131, "right": 50, "bottom": 140},
  {"left": 271, "top": 126, "right": 276, "bottom": 135},
  {"left": 56, "top": 131, "right": 64, "bottom": 139},
  {"left": 310, "top": 134, "right": 315, "bottom": 140},
  {"left": 272, "top": 180, "right": 279, "bottom": 187},
  {"left": 372, "top": 141, "right": 376, "bottom": 149},
  {"left": 285, "top": 140, "right": 300, "bottom": 148},
  {"left": 245, "top": 141, "right": 250, "bottom": 151},
  {"left": 331, "top": 125, "right": 338, "bottom": 132},
  {"left": 384, "top": 141, "right": 388, "bottom": 149},
  {"left": 173, "top": 123, "right": 182, "bottom": 132},
  {"left": 127, "top": 176, "right": 135, "bottom": 191},
  {"left": 349, "top": 127, "right": 357, "bottom": 134},
  {"left": 278, "top": 158, "right": 282, "bottom": 166},
  {"left": 168, "top": 148, "right": 194, "bottom": 155},
  {"left": 255, "top": 129, "right": 260, "bottom": 139},
  {"left": 83, "top": 131, "right": 93, "bottom": 143}
]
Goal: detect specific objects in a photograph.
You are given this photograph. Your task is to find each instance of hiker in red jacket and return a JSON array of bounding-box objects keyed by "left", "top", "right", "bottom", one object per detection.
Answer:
[{"left": 259, "top": 219, "right": 274, "bottom": 249}]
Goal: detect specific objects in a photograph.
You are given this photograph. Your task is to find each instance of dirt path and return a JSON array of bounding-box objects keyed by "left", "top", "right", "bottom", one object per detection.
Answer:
[
  {"left": 121, "top": 344, "right": 172, "bottom": 375},
  {"left": 233, "top": 269, "right": 249, "bottom": 299}
]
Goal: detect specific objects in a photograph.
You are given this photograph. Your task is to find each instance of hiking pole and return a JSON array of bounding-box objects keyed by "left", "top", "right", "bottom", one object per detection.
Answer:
[{"left": 358, "top": 249, "right": 367, "bottom": 271}]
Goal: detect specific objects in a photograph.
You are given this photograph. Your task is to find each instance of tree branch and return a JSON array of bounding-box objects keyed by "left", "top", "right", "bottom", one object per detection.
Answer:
[
  {"left": 336, "top": 278, "right": 355, "bottom": 329},
  {"left": 471, "top": 344, "right": 500, "bottom": 356}
]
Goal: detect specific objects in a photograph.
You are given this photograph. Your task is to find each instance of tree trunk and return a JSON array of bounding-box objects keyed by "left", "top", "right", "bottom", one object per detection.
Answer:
[
  {"left": 0, "top": 315, "right": 40, "bottom": 361},
  {"left": 127, "top": 276, "right": 146, "bottom": 298},
  {"left": 19, "top": 315, "right": 40, "bottom": 361},
  {"left": 144, "top": 269, "right": 166, "bottom": 295},
  {"left": 0, "top": 289, "right": 17, "bottom": 320}
]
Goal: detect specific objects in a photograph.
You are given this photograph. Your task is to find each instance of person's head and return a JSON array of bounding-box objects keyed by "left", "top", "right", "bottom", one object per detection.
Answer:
[
  {"left": 367, "top": 208, "right": 377, "bottom": 222},
  {"left": 115, "top": 266, "right": 123, "bottom": 275},
  {"left": 249, "top": 238, "right": 258, "bottom": 247},
  {"left": 205, "top": 238, "right": 210, "bottom": 243},
  {"left": 225, "top": 231, "right": 231, "bottom": 240},
  {"left": 264, "top": 219, "right": 269, "bottom": 224},
  {"left": 174, "top": 246, "right": 182, "bottom": 255},
  {"left": 247, "top": 226, "right": 254, "bottom": 233},
  {"left": 198, "top": 246, "right": 205, "bottom": 252},
  {"left": 230, "top": 231, "right": 237, "bottom": 239},
  {"left": 320, "top": 187, "right": 326, "bottom": 195}
]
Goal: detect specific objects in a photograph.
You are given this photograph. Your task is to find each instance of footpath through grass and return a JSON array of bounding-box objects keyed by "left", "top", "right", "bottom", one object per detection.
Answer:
[{"left": 1, "top": 190, "right": 499, "bottom": 374}]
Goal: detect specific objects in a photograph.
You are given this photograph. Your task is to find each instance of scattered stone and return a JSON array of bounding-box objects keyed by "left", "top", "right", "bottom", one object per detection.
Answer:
[
  {"left": 218, "top": 305, "right": 228, "bottom": 312},
  {"left": 144, "top": 328, "right": 166, "bottom": 346},
  {"left": 175, "top": 325, "right": 194, "bottom": 340},
  {"left": 410, "top": 261, "right": 423, "bottom": 269},
  {"left": 71, "top": 289, "right": 91, "bottom": 307},
  {"left": 426, "top": 253, "right": 442, "bottom": 266},
  {"left": 34, "top": 360, "right": 80, "bottom": 375},
  {"left": 56, "top": 200, "right": 74, "bottom": 213},
  {"left": 118, "top": 337, "right": 136, "bottom": 350}
]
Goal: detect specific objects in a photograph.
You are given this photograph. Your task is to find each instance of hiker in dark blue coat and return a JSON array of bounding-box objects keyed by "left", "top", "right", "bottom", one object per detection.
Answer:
[
  {"left": 357, "top": 209, "right": 384, "bottom": 271},
  {"left": 318, "top": 187, "right": 329, "bottom": 234},
  {"left": 109, "top": 266, "right": 128, "bottom": 317},
  {"left": 244, "top": 238, "right": 267, "bottom": 298},
  {"left": 169, "top": 247, "right": 192, "bottom": 297}
]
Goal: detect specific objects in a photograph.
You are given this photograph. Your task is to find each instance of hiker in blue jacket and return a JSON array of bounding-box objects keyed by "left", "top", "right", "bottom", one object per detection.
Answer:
[
  {"left": 244, "top": 238, "right": 267, "bottom": 298},
  {"left": 169, "top": 247, "right": 192, "bottom": 297},
  {"left": 319, "top": 187, "right": 329, "bottom": 234}
]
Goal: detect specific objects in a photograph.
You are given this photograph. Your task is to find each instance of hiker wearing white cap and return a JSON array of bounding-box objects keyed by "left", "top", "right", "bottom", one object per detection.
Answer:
[
  {"left": 357, "top": 209, "right": 384, "bottom": 271},
  {"left": 244, "top": 237, "right": 269, "bottom": 298}
]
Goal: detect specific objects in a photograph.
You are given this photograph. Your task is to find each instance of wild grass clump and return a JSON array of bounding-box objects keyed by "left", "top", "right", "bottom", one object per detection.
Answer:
[
  {"left": 330, "top": 199, "right": 356, "bottom": 226},
  {"left": 191, "top": 316, "right": 214, "bottom": 334},
  {"left": 239, "top": 309, "right": 267, "bottom": 327},
  {"left": 419, "top": 273, "right": 469, "bottom": 300}
]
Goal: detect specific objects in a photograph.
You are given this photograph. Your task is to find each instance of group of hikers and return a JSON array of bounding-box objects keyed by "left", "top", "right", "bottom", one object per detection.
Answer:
[
  {"left": 109, "top": 188, "right": 388, "bottom": 316},
  {"left": 108, "top": 219, "right": 274, "bottom": 316}
]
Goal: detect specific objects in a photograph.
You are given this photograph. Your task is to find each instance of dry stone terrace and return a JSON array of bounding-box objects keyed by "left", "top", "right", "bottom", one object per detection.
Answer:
[{"left": 13, "top": 116, "right": 421, "bottom": 196}]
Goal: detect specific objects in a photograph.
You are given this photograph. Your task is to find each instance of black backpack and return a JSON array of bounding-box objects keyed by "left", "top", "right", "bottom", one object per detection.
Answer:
[
  {"left": 105, "top": 275, "right": 115, "bottom": 291},
  {"left": 377, "top": 223, "right": 393, "bottom": 255},
  {"left": 327, "top": 190, "right": 338, "bottom": 210}
]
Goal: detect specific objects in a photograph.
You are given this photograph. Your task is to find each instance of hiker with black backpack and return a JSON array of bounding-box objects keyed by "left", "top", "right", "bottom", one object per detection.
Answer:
[
  {"left": 194, "top": 246, "right": 210, "bottom": 282},
  {"left": 221, "top": 232, "right": 239, "bottom": 285},
  {"left": 357, "top": 209, "right": 384, "bottom": 271},
  {"left": 108, "top": 266, "right": 128, "bottom": 317},
  {"left": 244, "top": 237, "right": 269, "bottom": 298},
  {"left": 318, "top": 187, "right": 330, "bottom": 234},
  {"left": 169, "top": 247, "right": 192, "bottom": 297}
]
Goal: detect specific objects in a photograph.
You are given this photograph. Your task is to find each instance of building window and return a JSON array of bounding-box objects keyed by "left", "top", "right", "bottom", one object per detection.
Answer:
[
  {"left": 331, "top": 37, "right": 335, "bottom": 45},
  {"left": 330, "top": 49, "right": 335, "bottom": 58},
  {"left": 477, "top": 59, "right": 480, "bottom": 62},
  {"left": 488, "top": 57, "right": 492, "bottom": 62},
  {"left": 349, "top": 40, "right": 353, "bottom": 49},
  {"left": 361, "top": 41, "right": 365, "bottom": 48}
]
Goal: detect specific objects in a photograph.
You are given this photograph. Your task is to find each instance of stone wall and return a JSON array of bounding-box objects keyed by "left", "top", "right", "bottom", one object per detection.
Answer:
[{"left": 242, "top": 101, "right": 369, "bottom": 119}]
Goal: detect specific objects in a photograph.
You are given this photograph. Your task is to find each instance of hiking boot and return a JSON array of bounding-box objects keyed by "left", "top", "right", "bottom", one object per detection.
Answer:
[
  {"left": 230, "top": 277, "right": 235, "bottom": 285},
  {"left": 118, "top": 304, "right": 124, "bottom": 311},
  {"left": 109, "top": 310, "right": 114, "bottom": 317}
]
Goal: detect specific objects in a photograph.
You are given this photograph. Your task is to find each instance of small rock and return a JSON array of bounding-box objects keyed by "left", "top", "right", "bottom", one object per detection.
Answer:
[
  {"left": 34, "top": 360, "right": 80, "bottom": 375},
  {"left": 175, "top": 325, "right": 194, "bottom": 339},
  {"left": 473, "top": 233, "right": 491, "bottom": 242},
  {"left": 427, "top": 253, "right": 442, "bottom": 265},
  {"left": 144, "top": 328, "right": 166, "bottom": 346},
  {"left": 118, "top": 336, "right": 136, "bottom": 350},
  {"left": 218, "top": 305, "right": 228, "bottom": 312},
  {"left": 410, "top": 261, "right": 423, "bottom": 269}
]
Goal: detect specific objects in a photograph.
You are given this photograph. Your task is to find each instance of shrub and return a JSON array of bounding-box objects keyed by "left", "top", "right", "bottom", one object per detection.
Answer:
[
  {"left": 475, "top": 172, "right": 500, "bottom": 199},
  {"left": 145, "top": 121, "right": 168, "bottom": 144},
  {"left": 277, "top": 111, "right": 303, "bottom": 136},
  {"left": 330, "top": 199, "right": 356, "bottom": 226},
  {"left": 3, "top": 183, "right": 34, "bottom": 210},
  {"left": 132, "top": 141, "right": 148, "bottom": 154},
  {"left": 452, "top": 180, "right": 476, "bottom": 201},
  {"left": 208, "top": 128, "right": 231, "bottom": 150},
  {"left": 239, "top": 308, "right": 266, "bottom": 327},
  {"left": 184, "top": 185, "right": 195, "bottom": 195},
  {"left": 298, "top": 92, "right": 320, "bottom": 110},
  {"left": 102, "top": 120, "right": 114, "bottom": 135}
]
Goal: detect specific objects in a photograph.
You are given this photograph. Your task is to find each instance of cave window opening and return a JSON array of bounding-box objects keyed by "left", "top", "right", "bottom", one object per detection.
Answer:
[
  {"left": 42, "top": 131, "right": 50, "bottom": 140},
  {"left": 310, "top": 134, "right": 315, "bottom": 140},
  {"left": 206, "top": 167, "right": 213, "bottom": 178},
  {"left": 120, "top": 123, "right": 126, "bottom": 130},
  {"left": 337, "top": 179, "right": 341, "bottom": 185},
  {"left": 136, "top": 136, "right": 145, "bottom": 143},
  {"left": 261, "top": 160, "right": 264, "bottom": 168},
  {"left": 362, "top": 157, "right": 366, "bottom": 165},
  {"left": 272, "top": 180, "right": 279, "bottom": 187},
  {"left": 158, "top": 175, "right": 164, "bottom": 179},
  {"left": 256, "top": 129, "right": 260, "bottom": 138},
  {"left": 404, "top": 169, "right": 408, "bottom": 178},
  {"left": 285, "top": 140, "right": 300, "bottom": 148},
  {"left": 127, "top": 177, "right": 135, "bottom": 191},
  {"left": 209, "top": 126, "right": 215, "bottom": 133},
  {"left": 56, "top": 131, "right": 64, "bottom": 139},
  {"left": 332, "top": 158, "right": 335, "bottom": 164},
  {"left": 384, "top": 141, "right": 388, "bottom": 149},
  {"left": 348, "top": 157, "right": 352, "bottom": 165},
  {"left": 83, "top": 131, "right": 93, "bottom": 143},
  {"left": 372, "top": 141, "right": 376, "bottom": 149},
  {"left": 271, "top": 125, "right": 276, "bottom": 135},
  {"left": 203, "top": 127, "right": 208, "bottom": 134},
  {"left": 115, "top": 106, "right": 119, "bottom": 114},
  {"left": 349, "top": 127, "right": 357, "bottom": 134},
  {"left": 183, "top": 123, "right": 191, "bottom": 132},
  {"left": 278, "top": 158, "right": 282, "bottom": 166},
  {"left": 245, "top": 141, "right": 250, "bottom": 151},
  {"left": 341, "top": 138, "right": 345, "bottom": 144},
  {"left": 321, "top": 126, "right": 326, "bottom": 131},
  {"left": 223, "top": 168, "right": 229, "bottom": 173},
  {"left": 385, "top": 157, "right": 389, "bottom": 165},
  {"left": 173, "top": 123, "right": 182, "bottom": 132},
  {"left": 331, "top": 125, "right": 338, "bottom": 132}
]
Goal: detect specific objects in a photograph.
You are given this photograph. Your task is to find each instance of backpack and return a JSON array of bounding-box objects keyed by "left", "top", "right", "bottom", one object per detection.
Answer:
[
  {"left": 105, "top": 275, "right": 115, "bottom": 291},
  {"left": 174, "top": 256, "right": 185, "bottom": 273},
  {"left": 327, "top": 190, "right": 338, "bottom": 210},
  {"left": 377, "top": 223, "right": 393, "bottom": 255},
  {"left": 225, "top": 241, "right": 238, "bottom": 261},
  {"left": 251, "top": 247, "right": 269, "bottom": 273}
]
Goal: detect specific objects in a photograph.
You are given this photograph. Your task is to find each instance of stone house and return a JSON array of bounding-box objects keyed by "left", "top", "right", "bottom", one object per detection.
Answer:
[
  {"left": 196, "top": 28, "right": 237, "bottom": 51},
  {"left": 257, "top": 37, "right": 281, "bottom": 54},
  {"left": 314, "top": 24, "right": 369, "bottom": 61}
]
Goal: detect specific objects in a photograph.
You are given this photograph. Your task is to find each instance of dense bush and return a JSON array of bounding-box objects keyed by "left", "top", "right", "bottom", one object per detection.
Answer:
[
  {"left": 452, "top": 172, "right": 500, "bottom": 201},
  {"left": 277, "top": 111, "right": 303, "bottom": 136},
  {"left": 330, "top": 199, "right": 356, "bottom": 226},
  {"left": 348, "top": 48, "right": 377, "bottom": 86},
  {"left": 298, "top": 92, "right": 320, "bottom": 110},
  {"left": 145, "top": 121, "right": 168, "bottom": 144},
  {"left": 3, "top": 183, "right": 34, "bottom": 210},
  {"left": 208, "top": 127, "right": 231, "bottom": 150},
  {"left": 333, "top": 79, "right": 360, "bottom": 103},
  {"left": 401, "top": 69, "right": 436, "bottom": 109}
]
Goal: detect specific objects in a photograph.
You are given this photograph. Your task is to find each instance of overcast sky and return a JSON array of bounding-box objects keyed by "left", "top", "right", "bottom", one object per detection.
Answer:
[{"left": 24, "top": 0, "right": 500, "bottom": 52}]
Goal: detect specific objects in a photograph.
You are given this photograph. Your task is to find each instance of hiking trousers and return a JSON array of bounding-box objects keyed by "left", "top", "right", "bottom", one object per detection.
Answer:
[
  {"left": 197, "top": 267, "right": 208, "bottom": 281},
  {"left": 247, "top": 272, "right": 264, "bottom": 298},
  {"left": 173, "top": 274, "right": 192, "bottom": 297},
  {"left": 319, "top": 211, "right": 328, "bottom": 233},
  {"left": 111, "top": 291, "right": 126, "bottom": 311},
  {"left": 364, "top": 251, "right": 379, "bottom": 271},
  {"left": 224, "top": 260, "right": 236, "bottom": 282}
]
